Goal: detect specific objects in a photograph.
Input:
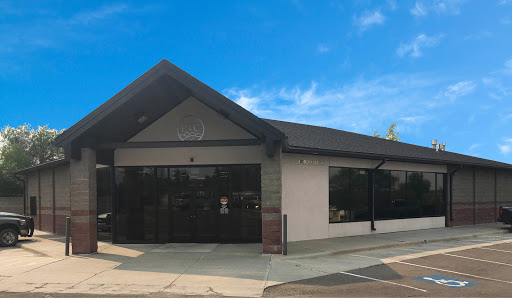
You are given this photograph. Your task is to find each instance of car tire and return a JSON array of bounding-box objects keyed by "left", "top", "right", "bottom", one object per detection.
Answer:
[{"left": 0, "top": 228, "right": 18, "bottom": 247}]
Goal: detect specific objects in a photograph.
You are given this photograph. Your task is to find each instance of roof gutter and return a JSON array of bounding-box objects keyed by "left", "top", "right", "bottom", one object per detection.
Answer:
[{"left": 283, "top": 146, "right": 512, "bottom": 170}]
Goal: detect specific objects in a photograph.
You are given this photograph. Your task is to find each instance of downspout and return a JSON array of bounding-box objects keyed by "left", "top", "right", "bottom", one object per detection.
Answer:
[
  {"left": 371, "top": 159, "right": 387, "bottom": 231},
  {"left": 449, "top": 165, "right": 463, "bottom": 222},
  {"left": 14, "top": 174, "right": 26, "bottom": 216}
]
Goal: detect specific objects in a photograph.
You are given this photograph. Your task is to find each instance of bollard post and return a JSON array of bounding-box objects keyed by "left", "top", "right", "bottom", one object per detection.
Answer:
[
  {"left": 282, "top": 214, "right": 287, "bottom": 255},
  {"left": 65, "top": 216, "right": 71, "bottom": 256}
]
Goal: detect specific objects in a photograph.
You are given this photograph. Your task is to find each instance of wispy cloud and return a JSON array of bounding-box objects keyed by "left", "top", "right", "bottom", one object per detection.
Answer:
[
  {"left": 498, "top": 0, "right": 512, "bottom": 5},
  {"left": 501, "top": 17, "right": 512, "bottom": 24},
  {"left": 443, "top": 81, "right": 476, "bottom": 100},
  {"left": 397, "top": 34, "right": 443, "bottom": 58},
  {"left": 387, "top": 0, "right": 398, "bottom": 10},
  {"left": 505, "top": 58, "right": 512, "bottom": 74},
  {"left": 469, "top": 143, "right": 481, "bottom": 150},
  {"left": 498, "top": 138, "right": 512, "bottom": 155},
  {"left": 225, "top": 74, "right": 443, "bottom": 134},
  {"left": 64, "top": 4, "right": 130, "bottom": 26},
  {"left": 410, "top": 0, "right": 465, "bottom": 17},
  {"left": 353, "top": 10, "right": 385, "bottom": 31},
  {"left": 317, "top": 44, "right": 330, "bottom": 54},
  {"left": 0, "top": 3, "right": 154, "bottom": 56},
  {"left": 464, "top": 31, "right": 492, "bottom": 40}
]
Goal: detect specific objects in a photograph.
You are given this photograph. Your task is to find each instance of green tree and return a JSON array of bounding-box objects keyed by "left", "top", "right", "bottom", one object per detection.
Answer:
[
  {"left": 0, "top": 124, "right": 64, "bottom": 196},
  {"left": 373, "top": 123, "right": 401, "bottom": 141}
]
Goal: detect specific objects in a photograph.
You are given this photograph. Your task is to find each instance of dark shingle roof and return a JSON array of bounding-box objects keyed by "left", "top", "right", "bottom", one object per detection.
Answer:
[{"left": 264, "top": 119, "right": 512, "bottom": 169}]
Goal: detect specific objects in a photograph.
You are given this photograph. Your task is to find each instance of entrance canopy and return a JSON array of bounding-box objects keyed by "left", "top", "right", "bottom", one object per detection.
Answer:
[{"left": 54, "top": 59, "right": 286, "bottom": 162}]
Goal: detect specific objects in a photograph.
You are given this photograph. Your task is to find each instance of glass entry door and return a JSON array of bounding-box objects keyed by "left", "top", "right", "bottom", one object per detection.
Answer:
[
  {"left": 115, "top": 165, "right": 262, "bottom": 244},
  {"left": 161, "top": 167, "right": 229, "bottom": 242}
]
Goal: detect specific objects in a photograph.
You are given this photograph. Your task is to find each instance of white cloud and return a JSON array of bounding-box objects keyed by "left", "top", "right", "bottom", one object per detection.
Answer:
[
  {"left": 469, "top": 143, "right": 481, "bottom": 150},
  {"left": 317, "top": 44, "right": 330, "bottom": 54},
  {"left": 410, "top": 2, "right": 428, "bottom": 16},
  {"left": 400, "top": 115, "right": 429, "bottom": 123},
  {"left": 443, "top": 81, "right": 476, "bottom": 100},
  {"left": 498, "top": 138, "right": 512, "bottom": 155},
  {"left": 464, "top": 31, "right": 492, "bottom": 40},
  {"left": 505, "top": 58, "right": 512, "bottom": 74},
  {"left": 387, "top": 0, "right": 398, "bottom": 10},
  {"left": 501, "top": 17, "right": 512, "bottom": 24},
  {"left": 65, "top": 4, "right": 130, "bottom": 25},
  {"left": 353, "top": 10, "right": 385, "bottom": 31},
  {"left": 224, "top": 74, "right": 441, "bottom": 134},
  {"left": 397, "top": 34, "right": 443, "bottom": 58},
  {"left": 410, "top": 0, "right": 464, "bottom": 17}
]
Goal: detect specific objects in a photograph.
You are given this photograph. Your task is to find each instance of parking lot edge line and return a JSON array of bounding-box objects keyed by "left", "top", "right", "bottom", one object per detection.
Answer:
[
  {"left": 377, "top": 239, "right": 512, "bottom": 263},
  {"left": 395, "top": 261, "right": 512, "bottom": 285},
  {"left": 477, "top": 247, "right": 512, "bottom": 253},
  {"left": 339, "top": 271, "right": 427, "bottom": 292},
  {"left": 442, "top": 253, "right": 512, "bottom": 267}
]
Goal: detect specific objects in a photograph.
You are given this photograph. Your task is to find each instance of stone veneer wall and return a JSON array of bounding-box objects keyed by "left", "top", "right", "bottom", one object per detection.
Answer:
[
  {"left": 70, "top": 148, "right": 98, "bottom": 254},
  {"left": 450, "top": 166, "right": 512, "bottom": 226},
  {"left": 261, "top": 148, "right": 282, "bottom": 254},
  {"left": 0, "top": 197, "right": 24, "bottom": 214}
]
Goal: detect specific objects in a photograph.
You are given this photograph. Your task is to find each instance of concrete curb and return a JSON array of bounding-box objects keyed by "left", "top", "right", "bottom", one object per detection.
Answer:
[
  {"left": 17, "top": 243, "right": 53, "bottom": 258},
  {"left": 279, "top": 230, "right": 508, "bottom": 260}
]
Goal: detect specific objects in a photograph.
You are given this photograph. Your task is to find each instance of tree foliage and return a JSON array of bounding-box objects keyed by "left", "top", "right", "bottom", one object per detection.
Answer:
[
  {"left": 373, "top": 123, "right": 401, "bottom": 141},
  {"left": 0, "top": 124, "right": 64, "bottom": 196}
]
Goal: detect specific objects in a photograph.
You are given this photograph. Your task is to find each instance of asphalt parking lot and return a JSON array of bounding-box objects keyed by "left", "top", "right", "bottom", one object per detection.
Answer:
[{"left": 265, "top": 239, "right": 512, "bottom": 297}]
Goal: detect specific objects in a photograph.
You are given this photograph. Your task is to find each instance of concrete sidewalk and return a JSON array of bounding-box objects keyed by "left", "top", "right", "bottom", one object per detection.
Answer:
[
  {"left": 282, "top": 223, "right": 510, "bottom": 259},
  {"left": 2, "top": 223, "right": 509, "bottom": 297}
]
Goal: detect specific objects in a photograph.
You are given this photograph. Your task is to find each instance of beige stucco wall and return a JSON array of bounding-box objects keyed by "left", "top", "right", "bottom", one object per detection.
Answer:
[
  {"left": 115, "top": 145, "right": 266, "bottom": 166},
  {"left": 129, "top": 96, "right": 256, "bottom": 142},
  {"left": 119, "top": 96, "right": 265, "bottom": 166},
  {"left": 281, "top": 152, "right": 447, "bottom": 242},
  {"left": 328, "top": 217, "right": 445, "bottom": 238}
]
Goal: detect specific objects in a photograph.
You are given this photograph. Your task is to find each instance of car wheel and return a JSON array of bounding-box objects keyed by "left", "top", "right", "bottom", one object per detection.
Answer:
[{"left": 0, "top": 228, "right": 18, "bottom": 247}]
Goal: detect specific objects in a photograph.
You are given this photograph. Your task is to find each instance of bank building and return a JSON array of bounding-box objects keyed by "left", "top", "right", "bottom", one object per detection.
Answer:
[{"left": 16, "top": 60, "right": 512, "bottom": 254}]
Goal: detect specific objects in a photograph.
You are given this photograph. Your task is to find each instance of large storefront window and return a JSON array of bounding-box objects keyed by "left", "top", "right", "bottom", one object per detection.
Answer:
[
  {"left": 329, "top": 167, "right": 369, "bottom": 223},
  {"left": 115, "top": 165, "right": 261, "bottom": 244},
  {"left": 97, "top": 167, "right": 112, "bottom": 242},
  {"left": 330, "top": 167, "right": 445, "bottom": 224},
  {"left": 374, "top": 170, "right": 445, "bottom": 220}
]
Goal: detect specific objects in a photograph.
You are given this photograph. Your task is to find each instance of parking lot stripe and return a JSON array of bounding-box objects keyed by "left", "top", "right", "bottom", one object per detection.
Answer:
[
  {"left": 395, "top": 261, "right": 512, "bottom": 285},
  {"left": 477, "top": 247, "right": 512, "bottom": 254},
  {"left": 339, "top": 271, "right": 427, "bottom": 293},
  {"left": 442, "top": 253, "right": 512, "bottom": 267},
  {"left": 375, "top": 239, "right": 512, "bottom": 263}
]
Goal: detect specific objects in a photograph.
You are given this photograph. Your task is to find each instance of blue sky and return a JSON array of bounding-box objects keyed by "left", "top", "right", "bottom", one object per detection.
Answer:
[{"left": 1, "top": 0, "right": 512, "bottom": 163}]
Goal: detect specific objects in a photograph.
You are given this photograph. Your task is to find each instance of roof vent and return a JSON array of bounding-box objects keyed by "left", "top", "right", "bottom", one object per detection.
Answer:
[{"left": 431, "top": 140, "right": 446, "bottom": 152}]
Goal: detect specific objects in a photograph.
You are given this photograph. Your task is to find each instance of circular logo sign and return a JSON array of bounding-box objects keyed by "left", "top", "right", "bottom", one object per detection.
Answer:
[
  {"left": 220, "top": 197, "right": 228, "bottom": 205},
  {"left": 177, "top": 116, "right": 204, "bottom": 141}
]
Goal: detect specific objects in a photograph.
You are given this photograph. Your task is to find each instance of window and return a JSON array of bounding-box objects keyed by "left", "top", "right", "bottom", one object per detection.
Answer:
[
  {"left": 30, "top": 196, "right": 37, "bottom": 216},
  {"left": 375, "top": 169, "right": 445, "bottom": 220},
  {"left": 329, "top": 167, "right": 369, "bottom": 223}
]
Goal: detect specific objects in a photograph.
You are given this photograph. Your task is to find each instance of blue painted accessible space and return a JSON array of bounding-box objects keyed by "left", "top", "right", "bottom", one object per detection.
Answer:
[{"left": 413, "top": 275, "right": 480, "bottom": 288}]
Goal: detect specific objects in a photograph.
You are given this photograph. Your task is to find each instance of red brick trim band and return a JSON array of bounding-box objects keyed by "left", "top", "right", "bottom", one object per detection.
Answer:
[
  {"left": 71, "top": 210, "right": 96, "bottom": 216},
  {"left": 262, "top": 207, "right": 281, "bottom": 214}
]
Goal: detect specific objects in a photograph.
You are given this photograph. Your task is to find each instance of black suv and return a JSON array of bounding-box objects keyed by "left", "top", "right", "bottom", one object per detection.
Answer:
[{"left": 0, "top": 212, "right": 34, "bottom": 247}]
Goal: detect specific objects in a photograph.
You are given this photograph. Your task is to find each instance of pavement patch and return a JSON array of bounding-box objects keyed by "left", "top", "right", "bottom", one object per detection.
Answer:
[{"left": 413, "top": 275, "right": 480, "bottom": 288}]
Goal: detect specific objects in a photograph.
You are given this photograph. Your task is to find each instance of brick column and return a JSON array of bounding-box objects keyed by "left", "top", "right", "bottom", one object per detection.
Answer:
[
  {"left": 70, "top": 148, "right": 97, "bottom": 254},
  {"left": 261, "top": 158, "right": 282, "bottom": 254}
]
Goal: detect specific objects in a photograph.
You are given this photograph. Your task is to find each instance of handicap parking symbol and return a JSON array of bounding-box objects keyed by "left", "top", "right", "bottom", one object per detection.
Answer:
[{"left": 413, "top": 275, "right": 480, "bottom": 288}]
